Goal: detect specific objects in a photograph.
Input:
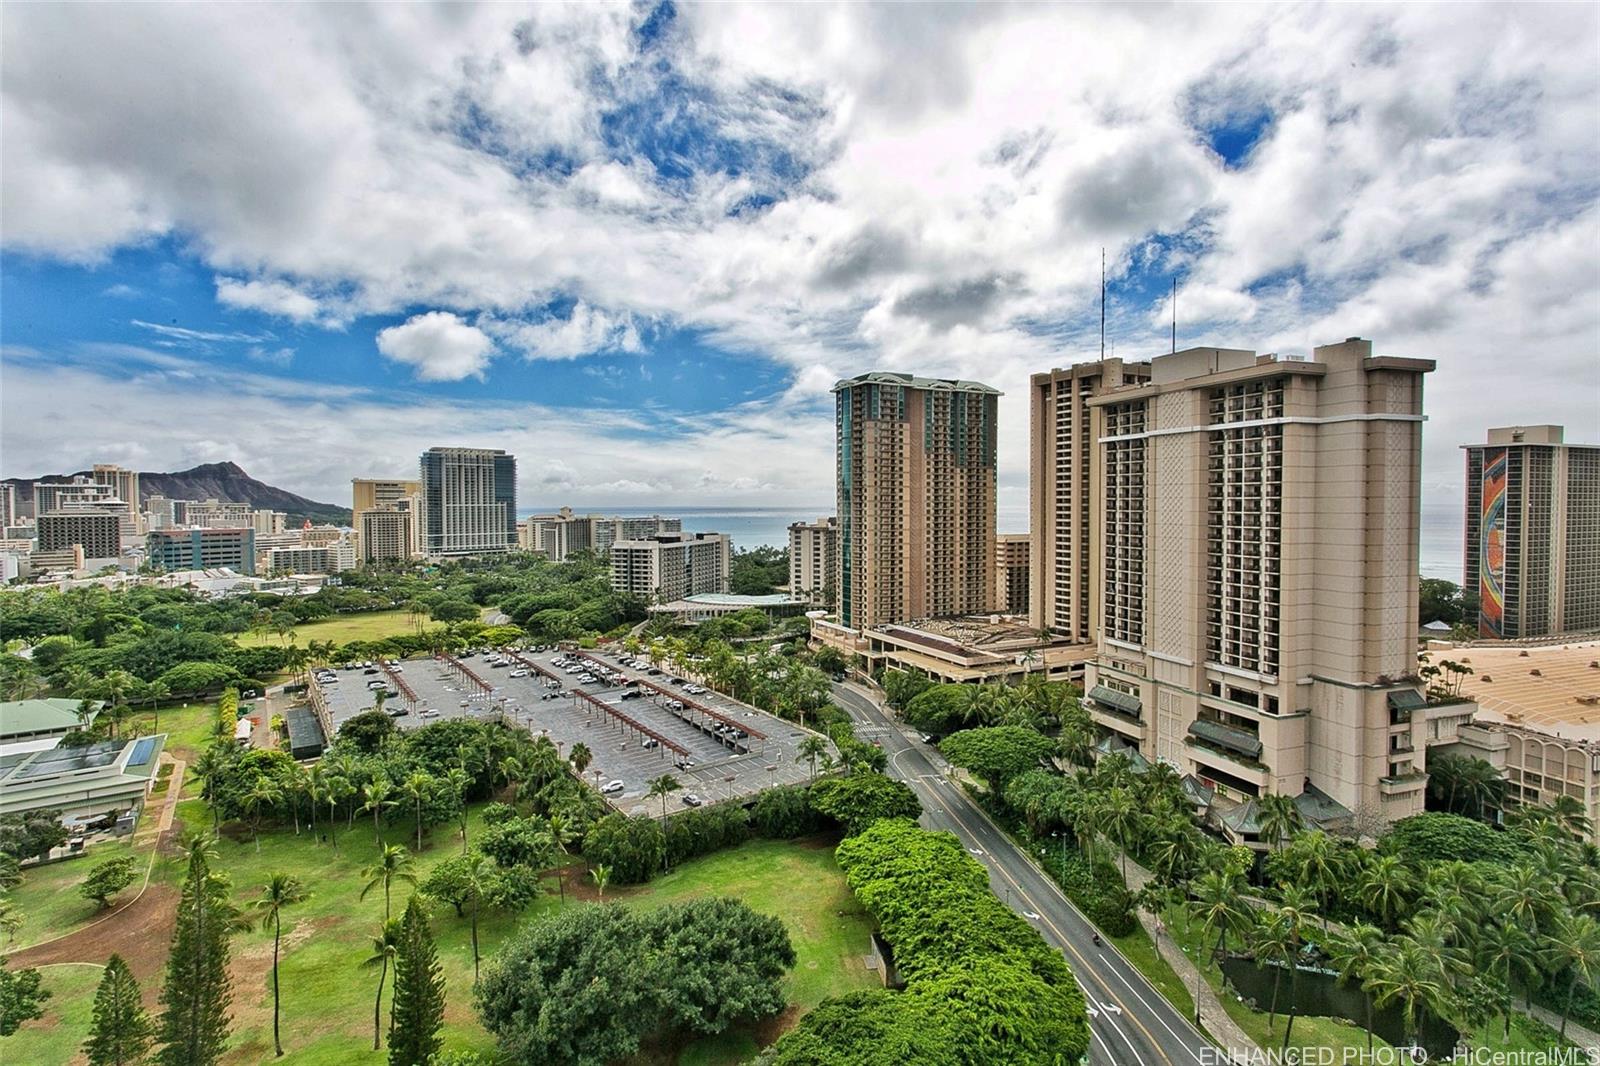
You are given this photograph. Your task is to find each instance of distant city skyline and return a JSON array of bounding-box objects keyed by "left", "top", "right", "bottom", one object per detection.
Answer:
[{"left": 2, "top": 5, "right": 1594, "bottom": 519}]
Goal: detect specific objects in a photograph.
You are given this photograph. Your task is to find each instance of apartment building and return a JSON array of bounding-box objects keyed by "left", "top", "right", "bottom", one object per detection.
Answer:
[
  {"left": 147, "top": 527, "right": 256, "bottom": 575},
  {"left": 36, "top": 510, "right": 123, "bottom": 561},
  {"left": 0, "top": 485, "right": 16, "bottom": 528},
  {"left": 92, "top": 465, "right": 140, "bottom": 515},
  {"left": 359, "top": 502, "right": 420, "bottom": 563},
  {"left": 610, "top": 532, "right": 731, "bottom": 603},
  {"left": 266, "top": 542, "right": 355, "bottom": 575},
  {"left": 1463, "top": 425, "right": 1600, "bottom": 639},
  {"left": 146, "top": 496, "right": 188, "bottom": 530},
  {"left": 33, "top": 478, "right": 115, "bottom": 516},
  {"left": 522, "top": 508, "right": 593, "bottom": 560},
  {"left": 995, "top": 534, "right": 1031, "bottom": 615},
  {"left": 592, "top": 515, "right": 681, "bottom": 555},
  {"left": 788, "top": 516, "right": 838, "bottom": 606},
  {"left": 419, "top": 447, "right": 516, "bottom": 556},
  {"left": 1080, "top": 339, "right": 1434, "bottom": 821},
  {"left": 184, "top": 499, "right": 253, "bottom": 528},
  {"left": 352, "top": 478, "right": 422, "bottom": 514},
  {"left": 834, "top": 372, "right": 999, "bottom": 630},
  {"left": 1029, "top": 359, "right": 1152, "bottom": 641}
]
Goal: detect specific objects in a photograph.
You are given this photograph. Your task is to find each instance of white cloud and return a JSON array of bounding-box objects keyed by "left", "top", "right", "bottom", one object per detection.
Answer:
[
  {"left": 215, "top": 277, "right": 324, "bottom": 324},
  {"left": 375, "top": 312, "right": 496, "bottom": 381},
  {"left": 492, "top": 302, "right": 643, "bottom": 361},
  {"left": 131, "top": 319, "right": 272, "bottom": 344}
]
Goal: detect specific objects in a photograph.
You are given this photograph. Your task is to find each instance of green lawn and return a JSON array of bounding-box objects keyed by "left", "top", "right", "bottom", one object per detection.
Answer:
[
  {"left": 4, "top": 802, "right": 873, "bottom": 1065},
  {"left": 234, "top": 610, "right": 418, "bottom": 649},
  {"left": 2, "top": 839, "right": 144, "bottom": 953}
]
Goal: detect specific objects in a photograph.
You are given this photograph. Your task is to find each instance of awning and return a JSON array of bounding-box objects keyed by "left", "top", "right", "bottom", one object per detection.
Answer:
[
  {"left": 1387, "top": 689, "right": 1427, "bottom": 711},
  {"left": 1186, "top": 718, "right": 1264, "bottom": 759},
  {"left": 1087, "top": 684, "right": 1142, "bottom": 718}
]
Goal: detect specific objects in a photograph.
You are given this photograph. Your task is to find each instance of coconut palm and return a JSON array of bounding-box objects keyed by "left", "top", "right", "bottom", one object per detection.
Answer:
[
  {"left": 360, "top": 777, "right": 397, "bottom": 848},
  {"left": 1325, "top": 922, "right": 1386, "bottom": 1052},
  {"left": 1256, "top": 794, "right": 1302, "bottom": 852},
  {"left": 243, "top": 774, "right": 283, "bottom": 853},
  {"left": 324, "top": 774, "right": 352, "bottom": 850},
  {"left": 252, "top": 873, "right": 310, "bottom": 1056},
  {"left": 544, "top": 813, "right": 577, "bottom": 906},
  {"left": 1367, "top": 938, "right": 1448, "bottom": 1048},
  {"left": 400, "top": 771, "right": 435, "bottom": 852},
  {"left": 193, "top": 744, "right": 234, "bottom": 833},
  {"left": 1548, "top": 795, "right": 1593, "bottom": 839},
  {"left": 590, "top": 863, "right": 612, "bottom": 899},
  {"left": 799, "top": 735, "right": 830, "bottom": 781},
  {"left": 444, "top": 767, "right": 471, "bottom": 854},
  {"left": 496, "top": 755, "right": 526, "bottom": 806},
  {"left": 458, "top": 852, "right": 495, "bottom": 984},
  {"left": 360, "top": 843, "right": 416, "bottom": 921},
  {"left": 648, "top": 774, "right": 681, "bottom": 827},
  {"left": 1284, "top": 830, "right": 1342, "bottom": 927},
  {"left": 361, "top": 918, "right": 402, "bottom": 1051},
  {"left": 1498, "top": 863, "right": 1559, "bottom": 935},
  {"left": 142, "top": 679, "right": 171, "bottom": 732},
  {"left": 568, "top": 742, "right": 593, "bottom": 778},
  {"left": 1478, "top": 918, "right": 1538, "bottom": 1033},
  {"left": 1190, "top": 869, "right": 1254, "bottom": 966},
  {"left": 1251, "top": 916, "right": 1295, "bottom": 1032},
  {"left": 1359, "top": 854, "right": 1413, "bottom": 931},
  {"left": 1549, "top": 910, "right": 1600, "bottom": 1040}
]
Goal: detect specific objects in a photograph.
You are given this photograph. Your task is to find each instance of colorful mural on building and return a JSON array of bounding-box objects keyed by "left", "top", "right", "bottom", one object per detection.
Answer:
[{"left": 1480, "top": 446, "right": 1507, "bottom": 637}]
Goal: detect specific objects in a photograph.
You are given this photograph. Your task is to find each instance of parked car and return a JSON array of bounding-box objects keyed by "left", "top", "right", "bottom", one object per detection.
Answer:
[
  {"left": 681, "top": 794, "right": 703, "bottom": 807},
  {"left": 642, "top": 738, "right": 659, "bottom": 749},
  {"left": 600, "top": 780, "right": 625, "bottom": 795}
]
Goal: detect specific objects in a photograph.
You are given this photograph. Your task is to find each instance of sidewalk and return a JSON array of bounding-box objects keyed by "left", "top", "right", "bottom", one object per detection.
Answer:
[{"left": 1522, "top": 1002, "right": 1600, "bottom": 1051}]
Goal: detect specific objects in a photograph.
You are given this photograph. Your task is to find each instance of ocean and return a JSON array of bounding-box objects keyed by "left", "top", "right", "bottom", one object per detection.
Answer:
[{"left": 522, "top": 501, "right": 1465, "bottom": 582}]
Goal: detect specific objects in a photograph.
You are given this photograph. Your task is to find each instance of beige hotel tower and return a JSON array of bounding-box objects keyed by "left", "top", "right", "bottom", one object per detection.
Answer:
[{"left": 1036, "top": 338, "right": 1435, "bottom": 822}]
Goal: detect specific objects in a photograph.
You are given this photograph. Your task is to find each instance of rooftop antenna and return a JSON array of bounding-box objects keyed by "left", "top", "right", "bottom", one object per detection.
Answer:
[
  {"left": 1100, "top": 248, "right": 1106, "bottom": 361},
  {"left": 1171, "top": 277, "right": 1177, "bottom": 355}
]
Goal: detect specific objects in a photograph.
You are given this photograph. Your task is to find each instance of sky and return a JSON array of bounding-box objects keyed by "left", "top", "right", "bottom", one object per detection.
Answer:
[{"left": 2, "top": 2, "right": 1597, "bottom": 522}]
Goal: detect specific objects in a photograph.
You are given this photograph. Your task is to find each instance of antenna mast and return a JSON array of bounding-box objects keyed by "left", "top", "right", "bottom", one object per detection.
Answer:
[
  {"left": 1100, "top": 248, "right": 1106, "bottom": 361},
  {"left": 1171, "top": 277, "right": 1177, "bottom": 354}
]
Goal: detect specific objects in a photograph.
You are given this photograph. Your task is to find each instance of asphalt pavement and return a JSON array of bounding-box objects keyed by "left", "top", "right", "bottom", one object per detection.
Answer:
[{"left": 832, "top": 681, "right": 1220, "bottom": 1066}]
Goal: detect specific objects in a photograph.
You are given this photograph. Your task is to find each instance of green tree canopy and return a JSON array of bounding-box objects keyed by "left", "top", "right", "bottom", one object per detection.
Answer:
[
  {"left": 809, "top": 773, "right": 922, "bottom": 835},
  {"left": 939, "top": 726, "right": 1055, "bottom": 793},
  {"left": 85, "top": 953, "right": 154, "bottom": 1066}
]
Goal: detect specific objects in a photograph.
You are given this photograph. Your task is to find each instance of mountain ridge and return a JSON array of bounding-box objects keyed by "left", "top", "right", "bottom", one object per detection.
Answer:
[{"left": 2, "top": 461, "right": 351, "bottom": 525}]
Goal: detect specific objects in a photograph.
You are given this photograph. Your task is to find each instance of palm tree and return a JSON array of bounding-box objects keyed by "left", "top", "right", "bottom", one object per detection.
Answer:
[
  {"left": 1251, "top": 916, "right": 1294, "bottom": 1032},
  {"left": 1367, "top": 938, "right": 1448, "bottom": 1048},
  {"left": 1099, "top": 787, "right": 1140, "bottom": 880},
  {"left": 590, "top": 864, "right": 612, "bottom": 899},
  {"left": 1256, "top": 793, "right": 1302, "bottom": 853},
  {"left": 568, "top": 742, "right": 593, "bottom": 778},
  {"left": 193, "top": 744, "right": 234, "bottom": 833},
  {"left": 360, "top": 844, "right": 416, "bottom": 922},
  {"left": 143, "top": 678, "right": 171, "bottom": 732},
  {"left": 325, "top": 774, "right": 352, "bottom": 850},
  {"left": 648, "top": 774, "right": 681, "bottom": 827},
  {"left": 458, "top": 853, "right": 494, "bottom": 984},
  {"left": 361, "top": 777, "right": 397, "bottom": 848},
  {"left": 361, "top": 918, "right": 402, "bottom": 1051},
  {"left": 1359, "top": 854, "right": 1413, "bottom": 931},
  {"left": 252, "top": 873, "right": 310, "bottom": 1057},
  {"left": 372, "top": 688, "right": 388, "bottom": 716},
  {"left": 1548, "top": 795, "right": 1592, "bottom": 839},
  {"left": 496, "top": 755, "right": 526, "bottom": 806},
  {"left": 1549, "top": 910, "right": 1600, "bottom": 1040},
  {"left": 243, "top": 774, "right": 284, "bottom": 853},
  {"left": 799, "top": 735, "right": 829, "bottom": 781},
  {"left": 1190, "top": 869, "right": 1253, "bottom": 966},
  {"left": 1498, "top": 863, "right": 1558, "bottom": 935},
  {"left": 1272, "top": 885, "right": 1317, "bottom": 1049},
  {"left": 1286, "top": 830, "right": 1342, "bottom": 928},
  {"left": 400, "top": 771, "right": 435, "bottom": 853},
  {"left": 444, "top": 767, "right": 471, "bottom": 854},
  {"left": 1325, "top": 922, "right": 1386, "bottom": 1052},
  {"left": 544, "top": 813, "right": 577, "bottom": 906},
  {"left": 1478, "top": 918, "right": 1538, "bottom": 1033}
]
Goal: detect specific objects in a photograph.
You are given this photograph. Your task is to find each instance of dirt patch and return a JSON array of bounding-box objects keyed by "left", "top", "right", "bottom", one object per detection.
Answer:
[
  {"left": 7, "top": 880, "right": 181, "bottom": 991},
  {"left": 752, "top": 1002, "right": 804, "bottom": 1046}
]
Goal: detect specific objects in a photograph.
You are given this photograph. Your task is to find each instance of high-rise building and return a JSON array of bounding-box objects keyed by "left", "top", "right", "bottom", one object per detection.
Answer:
[
  {"left": 1463, "top": 425, "right": 1600, "bottom": 639},
  {"left": 788, "top": 516, "right": 838, "bottom": 606},
  {"left": 1029, "top": 359, "right": 1152, "bottom": 641},
  {"left": 0, "top": 484, "right": 18, "bottom": 527},
  {"left": 610, "top": 532, "right": 731, "bottom": 602},
  {"left": 147, "top": 527, "right": 256, "bottom": 574},
  {"left": 996, "top": 534, "right": 1031, "bottom": 615},
  {"left": 37, "top": 510, "right": 123, "bottom": 560},
  {"left": 185, "top": 499, "right": 255, "bottom": 528},
  {"left": 352, "top": 478, "right": 422, "bottom": 514},
  {"left": 359, "top": 500, "right": 420, "bottom": 563},
  {"left": 419, "top": 447, "right": 516, "bottom": 556},
  {"left": 1080, "top": 339, "right": 1435, "bottom": 821},
  {"left": 522, "top": 508, "right": 594, "bottom": 560},
  {"left": 146, "top": 496, "right": 188, "bottom": 530},
  {"left": 266, "top": 542, "right": 355, "bottom": 575},
  {"left": 592, "top": 515, "right": 681, "bottom": 555},
  {"left": 833, "top": 372, "right": 999, "bottom": 629},
  {"left": 92, "top": 464, "right": 140, "bottom": 513},
  {"left": 33, "top": 477, "right": 114, "bottom": 516}
]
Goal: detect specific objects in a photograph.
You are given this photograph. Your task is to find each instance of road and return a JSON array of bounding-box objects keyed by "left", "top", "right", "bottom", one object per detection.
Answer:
[{"left": 832, "top": 681, "right": 1217, "bottom": 1066}]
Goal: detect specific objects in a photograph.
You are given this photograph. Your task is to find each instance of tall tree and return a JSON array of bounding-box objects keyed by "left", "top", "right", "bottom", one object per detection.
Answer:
[
  {"left": 799, "top": 735, "right": 830, "bottom": 781},
  {"left": 388, "top": 895, "right": 446, "bottom": 1066},
  {"left": 361, "top": 777, "right": 398, "bottom": 849},
  {"left": 155, "top": 847, "right": 234, "bottom": 1066},
  {"left": 401, "top": 771, "right": 435, "bottom": 853},
  {"left": 85, "top": 954, "right": 154, "bottom": 1066},
  {"left": 648, "top": 774, "right": 682, "bottom": 827},
  {"left": 1256, "top": 794, "right": 1302, "bottom": 853},
  {"left": 361, "top": 844, "right": 417, "bottom": 922},
  {"left": 1367, "top": 939, "right": 1447, "bottom": 1049},
  {"left": 1325, "top": 923, "right": 1386, "bottom": 1053},
  {"left": 1549, "top": 910, "right": 1600, "bottom": 1041},
  {"left": 361, "top": 919, "right": 401, "bottom": 1052},
  {"left": 251, "top": 874, "right": 310, "bottom": 1057},
  {"left": 0, "top": 965, "right": 50, "bottom": 1037}
]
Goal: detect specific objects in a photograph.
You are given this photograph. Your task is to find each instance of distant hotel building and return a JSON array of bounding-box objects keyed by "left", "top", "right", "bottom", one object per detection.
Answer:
[
  {"left": 352, "top": 478, "right": 422, "bottom": 563},
  {"left": 520, "top": 509, "right": 681, "bottom": 561},
  {"left": 147, "top": 527, "right": 256, "bottom": 575},
  {"left": 36, "top": 510, "right": 123, "bottom": 561},
  {"left": 995, "top": 534, "right": 1030, "bottom": 615},
  {"left": 1079, "top": 339, "right": 1435, "bottom": 821},
  {"left": 1463, "top": 425, "right": 1600, "bottom": 639},
  {"left": 92, "top": 464, "right": 140, "bottom": 519},
  {"left": 788, "top": 516, "right": 838, "bottom": 606},
  {"left": 610, "top": 532, "right": 731, "bottom": 603},
  {"left": 266, "top": 542, "right": 355, "bottom": 576},
  {"left": 833, "top": 372, "right": 999, "bottom": 629},
  {"left": 33, "top": 477, "right": 115, "bottom": 516},
  {"left": 419, "top": 447, "right": 516, "bottom": 556}
]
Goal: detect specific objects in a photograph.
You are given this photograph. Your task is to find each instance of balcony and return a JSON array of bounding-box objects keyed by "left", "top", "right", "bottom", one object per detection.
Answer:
[
  {"left": 1379, "top": 772, "right": 1428, "bottom": 797},
  {"left": 1086, "top": 684, "right": 1142, "bottom": 724},
  {"left": 1187, "top": 718, "right": 1264, "bottom": 761}
]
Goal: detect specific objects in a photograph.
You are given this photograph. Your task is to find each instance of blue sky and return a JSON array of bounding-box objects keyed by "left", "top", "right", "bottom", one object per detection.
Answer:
[{"left": 2, "top": 2, "right": 1596, "bottom": 513}]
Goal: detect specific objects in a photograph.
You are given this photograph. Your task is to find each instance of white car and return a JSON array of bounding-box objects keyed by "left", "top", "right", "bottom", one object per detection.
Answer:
[
  {"left": 508, "top": 669, "right": 529, "bottom": 678},
  {"left": 600, "top": 780, "right": 625, "bottom": 795}
]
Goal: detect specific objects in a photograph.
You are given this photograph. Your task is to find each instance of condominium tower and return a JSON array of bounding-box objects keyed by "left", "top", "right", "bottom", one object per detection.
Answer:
[
  {"left": 788, "top": 516, "right": 838, "bottom": 606},
  {"left": 610, "top": 532, "right": 731, "bottom": 602},
  {"left": 352, "top": 478, "right": 423, "bottom": 563},
  {"left": 1029, "top": 358, "right": 1152, "bottom": 641},
  {"left": 995, "top": 534, "right": 1031, "bottom": 615},
  {"left": 91, "top": 465, "right": 140, "bottom": 514},
  {"left": 419, "top": 447, "right": 517, "bottom": 556},
  {"left": 1463, "top": 425, "right": 1600, "bottom": 639},
  {"left": 833, "top": 372, "right": 999, "bottom": 630},
  {"left": 1081, "top": 339, "right": 1435, "bottom": 821}
]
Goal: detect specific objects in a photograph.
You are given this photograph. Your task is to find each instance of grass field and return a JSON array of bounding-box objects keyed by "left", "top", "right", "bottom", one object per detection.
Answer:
[
  {"left": 1, "top": 839, "right": 144, "bottom": 953},
  {"left": 234, "top": 609, "right": 418, "bottom": 649},
  {"left": 3, "top": 798, "right": 872, "bottom": 1066}
]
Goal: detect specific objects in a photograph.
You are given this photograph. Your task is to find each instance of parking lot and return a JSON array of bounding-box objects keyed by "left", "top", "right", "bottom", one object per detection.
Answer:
[{"left": 310, "top": 647, "right": 823, "bottom": 817}]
